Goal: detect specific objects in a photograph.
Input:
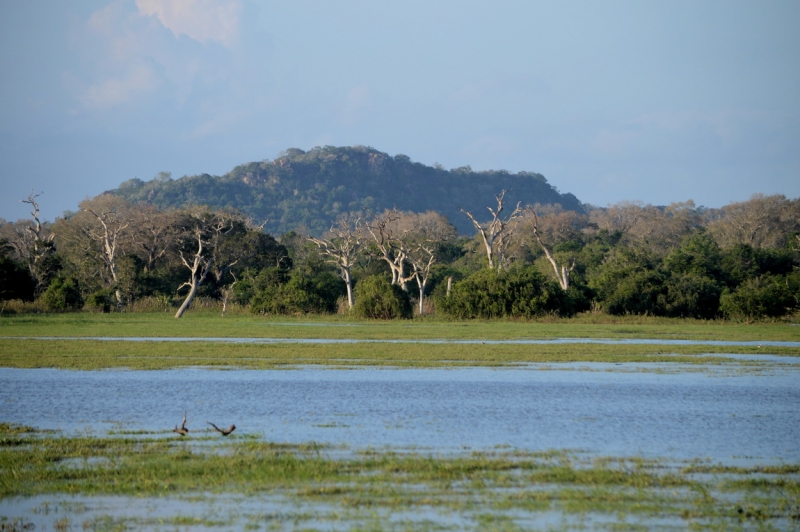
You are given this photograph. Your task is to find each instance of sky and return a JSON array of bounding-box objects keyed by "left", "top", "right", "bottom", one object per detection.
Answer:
[{"left": 1, "top": 0, "right": 798, "bottom": 222}]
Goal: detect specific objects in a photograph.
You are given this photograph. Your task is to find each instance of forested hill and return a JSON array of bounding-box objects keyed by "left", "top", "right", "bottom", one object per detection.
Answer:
[{"left": 109, "top": 145, "right": 583, "bottom": 236}]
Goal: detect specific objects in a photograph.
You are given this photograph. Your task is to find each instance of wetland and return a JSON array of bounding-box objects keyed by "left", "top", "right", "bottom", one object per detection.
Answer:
[{"left": 1, "top": 314, "right": 799, "bottom": 530}]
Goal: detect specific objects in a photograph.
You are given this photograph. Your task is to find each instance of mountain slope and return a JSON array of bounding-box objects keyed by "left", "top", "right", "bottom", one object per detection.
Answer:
[{"left": 110, "top": 145, "right": 583, "bottom": 235}]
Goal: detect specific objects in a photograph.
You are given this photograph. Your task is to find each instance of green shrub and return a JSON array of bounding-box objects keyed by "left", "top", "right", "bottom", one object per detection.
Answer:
[
  {"left": 662, "top": 273, "right": 722, "bottom": 319},
  {"left": 352, "top": 275, "right": 412, "bottom": 319},
  {"left": 589, "top": 246, "right": 667, "bottom": 316},
  {"left": 251, "top": 282, "right": 317, "bottom": 315},
  {"left": 39, "top": 277, "right": 83, "bottom": 311},
  {"left": 436, "top": 266, "right": 569, "bottom": 319},
  {"left": 85, "top": 289, "right": 114, "bottom": 313},
  {"left": 0, "top": 252, "right": 35, "bottom": 301},
  {"left": 249, "top": 269, "right": 346, "bottom": 315},
  {"left": 720, "top": 275, "right": 796, "bottom": 320}
]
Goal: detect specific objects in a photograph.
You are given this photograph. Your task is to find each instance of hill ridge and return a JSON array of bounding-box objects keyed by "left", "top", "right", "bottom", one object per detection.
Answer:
[{"left": 109, "top": 145, "right": 583, "bottom": 235}]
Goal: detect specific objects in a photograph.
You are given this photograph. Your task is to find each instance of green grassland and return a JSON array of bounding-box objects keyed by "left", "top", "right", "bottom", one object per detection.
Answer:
[
  {"left": 1, "top": 337, "right": 799, "bottom": 370},
  {"left": 1, "top": 310, "right": 799, "bottom": 341},
  {"left": 1, "top": 424, "right": 798, "bottom": 530},
  {"left": 1, "top": 311, "right": 798, "bottom": 370}
]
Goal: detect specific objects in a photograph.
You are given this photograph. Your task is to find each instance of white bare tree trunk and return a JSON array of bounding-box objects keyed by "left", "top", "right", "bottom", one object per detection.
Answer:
[
  {"left": 343, "top": 267, "right": 354, "bottom": 308},
  {"left": 175, "top": 229, "right": 213, "bottom": 318},
  {"left": 175, "top": 278, "right": 200, "bottom": 318},
  {"left": 415, "top": 276, "right": 427, "bottom": 315},
  {"left": 460, "top": 190, "right": 522, "bottom": 271},
  {"left": 309, "top": 213, "right": 364, "bottom": 310},
  {"left": 529, "top": 210, "right": 574, "bottom": 291}
]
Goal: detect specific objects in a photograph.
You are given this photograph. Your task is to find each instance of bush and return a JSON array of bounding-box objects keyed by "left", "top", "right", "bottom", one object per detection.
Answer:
[
  {"left": 436, "top": 266, "right": 570, "bottom": 319},
  {"left": 252, "top": 281, "right": 318, "bottom": 315},
  {"left": 39, "top": 277, "right": 83, "bottom": 311},
  {"left": 662, "top": 273, "right": 722, "bottom": 319},
  {"left": 352, "top": 275, "right": 412, "bottom": 319},
  {"left": 0, "top": 252, "right": 35, "bottom": 301},
  {"left": 720, "top": 275, "right": 796, "bottom": 320},
  {"left": 85, "top": 289, "right": 114, "bottom": 313},
  {"left": 589, "top": 247, "right": 667, "bottom": 316},
  {"left": 250, "top": 269, "right": 346, "bottom": 315}
]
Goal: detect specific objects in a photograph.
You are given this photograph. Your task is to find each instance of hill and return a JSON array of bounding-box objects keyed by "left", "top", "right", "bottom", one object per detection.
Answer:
[{"left": 109, "top": 145, "right": 583, "bottom": 235}]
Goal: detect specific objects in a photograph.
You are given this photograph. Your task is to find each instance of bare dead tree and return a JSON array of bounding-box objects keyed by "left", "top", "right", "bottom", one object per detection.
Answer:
[
  {"left": 407, "top": 241, "right": 437, "bottom": 315},
  {"left": 126, "top": 205, "right": 180, "bottom": 272},
  {"left": 366, "top": 209, "right": 415, "bottom": 290},
  {"left": 459, "top": 190, "right": 522, "bottom": 270},
  {"left": 174, "top": 211, "right": 239, "bottom": 318},
  {"left": 528, "top": 209, "right": 574, "bottom": 291},
  {"left": 308, "top": 213, "right": 365, "bottom": 309},
  {"left": 401, "top": 211, "right": 457, "bottom": 315},
  {"left": 1, "top": 192, "right": 57, "bottom": 296},
  {"left": 80, "top": 196, "right": 132, "bottom": 305}
]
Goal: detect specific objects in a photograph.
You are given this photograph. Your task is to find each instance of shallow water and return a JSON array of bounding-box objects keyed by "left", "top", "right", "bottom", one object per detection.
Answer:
[
  {"left": 9, "top": 335, "right": 800, "bottom": 346},
  {"left": 1, "top": 366, "right": 798, "bottom": 462}
]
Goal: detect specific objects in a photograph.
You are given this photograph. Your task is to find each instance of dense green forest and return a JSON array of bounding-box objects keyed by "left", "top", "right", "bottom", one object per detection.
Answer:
[
  {"left": 2, "top": 181, "right": 798, "bottom": 321},
  {"left": 108, "top": 145, "right": 583, "bottom": 236}
]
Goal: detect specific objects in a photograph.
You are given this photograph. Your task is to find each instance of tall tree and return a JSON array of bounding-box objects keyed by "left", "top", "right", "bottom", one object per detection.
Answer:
[
  {"left": 589, "top": 200, "right": 701, "bottom": 255},
  {"left": 706, "top": 194, "right": 799, "bottom": 249},
  {"left": 125, "top": 204, "right": 182, "bottom": 272}
]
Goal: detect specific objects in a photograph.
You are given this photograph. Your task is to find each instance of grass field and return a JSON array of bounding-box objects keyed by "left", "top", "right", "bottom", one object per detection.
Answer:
[
  {"left": 1, "top": 311, "right": 798, "bottom": 370},
  {"left": 2, "top": 337, "right": 799, "bottom": 370},
  {"left": 1, "top": 310, "right": 799, "bottom": 341}
]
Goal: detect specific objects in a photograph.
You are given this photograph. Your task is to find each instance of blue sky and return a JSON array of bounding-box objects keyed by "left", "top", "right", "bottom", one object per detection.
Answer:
[{"left": 1, "top": 0, "right": 798, "bottom": 222}]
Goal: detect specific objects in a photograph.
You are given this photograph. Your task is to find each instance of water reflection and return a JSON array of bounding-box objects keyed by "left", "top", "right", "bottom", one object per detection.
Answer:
[{"left": 1, "top": 366, "right": 797, "bottom": 463}]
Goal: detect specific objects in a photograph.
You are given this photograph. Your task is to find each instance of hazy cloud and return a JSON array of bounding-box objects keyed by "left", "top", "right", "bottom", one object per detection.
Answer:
[
  {"left": 467, "top": 136, "right": 515, "bottom": 159},
  {"left": 589, "top": 127, "right": 642, "bottom": 157},
  {"left": 341, "top": 85, "right": 372, "bottom": 126},
  {"left": 81, "top": 62, "right": 159, "bottom": 108},
  {"left": 135, "top": 0, "right": 242, "bottom": 47}
]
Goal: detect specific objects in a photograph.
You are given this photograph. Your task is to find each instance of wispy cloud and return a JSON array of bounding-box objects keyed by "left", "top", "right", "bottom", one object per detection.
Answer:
[
  {"left": 73, "top": 0, "right": 247, "bottom": 113},
  {"left": 135, "top": 0, "right": 243, "bottom": 48}
]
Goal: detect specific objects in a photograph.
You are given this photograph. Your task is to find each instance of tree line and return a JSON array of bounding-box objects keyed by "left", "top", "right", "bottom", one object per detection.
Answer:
[{"left": 1, "top": 191, "right": 799, "bottom": 321}]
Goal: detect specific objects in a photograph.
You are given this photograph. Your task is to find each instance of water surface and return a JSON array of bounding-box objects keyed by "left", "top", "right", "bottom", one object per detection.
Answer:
[
  {"left": 1, "top": 366, "right": 797, "bottom": 463},
  {"left": 8, "top": 335, "right": 800, "bottom": 346}
]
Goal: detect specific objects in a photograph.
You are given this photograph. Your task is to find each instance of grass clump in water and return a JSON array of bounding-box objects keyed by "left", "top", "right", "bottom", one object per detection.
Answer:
[{"left": 2, "top": 430, "right": 799, "bottom": 530}]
